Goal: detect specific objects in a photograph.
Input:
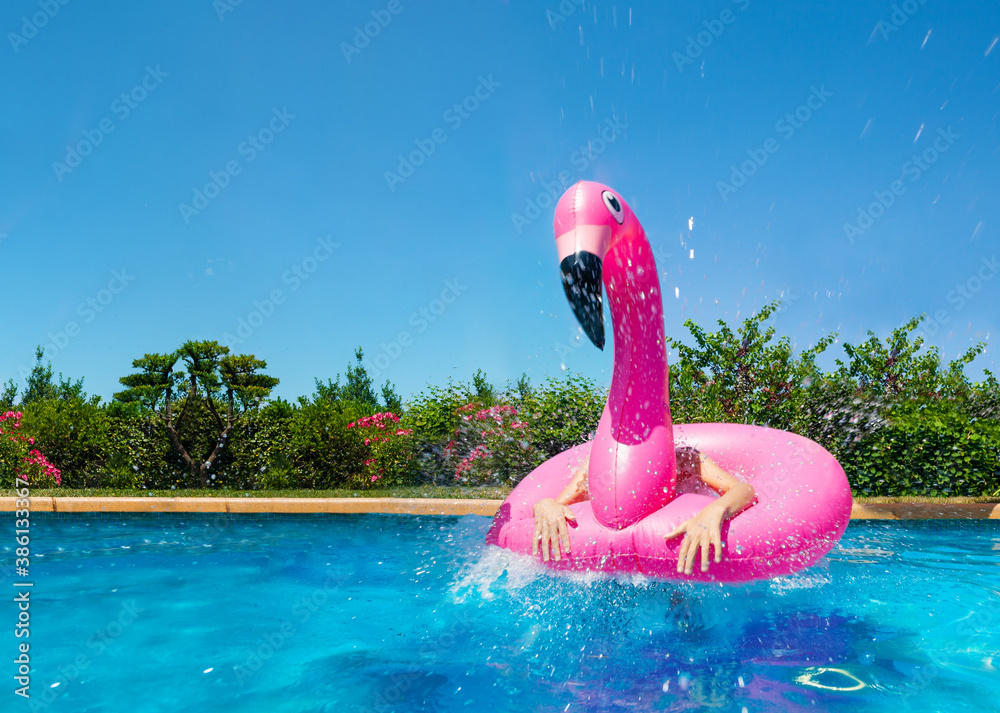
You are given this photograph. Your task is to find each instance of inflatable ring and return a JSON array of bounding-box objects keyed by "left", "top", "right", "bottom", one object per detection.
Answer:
[{"left": 485, "top": 181, "right": 852, "bottom": 582}]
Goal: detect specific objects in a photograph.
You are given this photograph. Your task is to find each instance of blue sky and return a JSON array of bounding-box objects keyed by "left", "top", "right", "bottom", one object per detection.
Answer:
[{"left": 1, "top": 0, "right": 997, "bottom": 404}]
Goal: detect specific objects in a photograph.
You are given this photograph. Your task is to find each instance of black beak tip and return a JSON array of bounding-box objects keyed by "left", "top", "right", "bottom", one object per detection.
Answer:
[{"left": 560, "top": 252, "right": 605, "bottom": 352}]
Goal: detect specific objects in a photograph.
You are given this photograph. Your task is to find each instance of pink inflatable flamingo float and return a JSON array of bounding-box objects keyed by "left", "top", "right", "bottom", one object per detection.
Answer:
[{"left": 486, "top": 181, "right": 852, "bottom": 582}]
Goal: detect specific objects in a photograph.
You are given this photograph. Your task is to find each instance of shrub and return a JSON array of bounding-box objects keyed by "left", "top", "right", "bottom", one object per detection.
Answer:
[
  {"left": 223, "top": 399, "right": 294, "bottom": 489},
  {"left": 667, "top": 300, "right": 834, "bottom": 429},
  {"left": 403, "top": 380, "right": 481, "bottom": 484},
  {"left": 19, "top": 397, "right": 114, "bottom": 488},
  {"left": 282, "top": 399, "right": 372, "bottom": 488},
  {"left": 0, "top": 411, "right": 61, "bottom": 488},
  {"left": 846, "top": 404, "right": 1000, "bottom": 496},
  {"left": 513, "top": 373, "right": 604, "bottom": 460},
  {"left": 444, "top": 403, "right": 537, "bottom": 485},
  {"left": 345, "top": 411, "right": 415, "bottom": 488}
]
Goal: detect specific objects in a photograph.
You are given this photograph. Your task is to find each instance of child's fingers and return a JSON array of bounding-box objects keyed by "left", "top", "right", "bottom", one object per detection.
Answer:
[
  {"left": 712, "top": 530, "right": 723, "bottom": 563},
  {"left": 675, "top": 534, "right": 689, "bottom": 572},
  {"left": 665, "top": 520, "right": 688, "bottom": 539},
  {"left": 683, "top": 536, "right": 699, "bottom": 574},
  {"left": 556, "top": 515, "right": 572, "bottom": 553},
  {"left": 539, "top": 522, "right": 551, "bottom": 562}
]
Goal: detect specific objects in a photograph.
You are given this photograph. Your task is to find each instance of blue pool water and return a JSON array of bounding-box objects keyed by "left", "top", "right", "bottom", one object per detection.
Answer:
[{"left": 6, "top": 513, "right": 999, "bottom": 712}]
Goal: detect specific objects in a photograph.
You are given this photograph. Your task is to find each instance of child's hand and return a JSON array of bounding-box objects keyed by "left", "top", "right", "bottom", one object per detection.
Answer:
[
  {"left": 664, "top": 502, "right": 725, "bottom": 574},
  {"left": 532, "top": 498, "right": 577, "bottom": 562}
]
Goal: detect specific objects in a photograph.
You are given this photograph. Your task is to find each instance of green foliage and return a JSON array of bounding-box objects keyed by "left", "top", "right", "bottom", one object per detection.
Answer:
[
  {"left": 667, "top": 307, "right": 999, "bottom": 496},
  {"left": 418, "top": 372, "right": 604, "bottom": 487},
  {"left": 513, "top": 373, "right": 605, "bottom": 460},
  {"left": 115, "top": 352, "right": 179, "bottom": 409},
  {"left": 282, "top": 399, "right": 371, "bottom": 488},
  {"left": 114, "top": 340, "right": 278, "bottom": 487},
  {"left": 219, "top": 400, "right": 294, "bottom": 489},
  {"left": 405, "top": 380, "right": 471, "bottom": 442},
  {"left": 444, "top": 403, "right": 538, "bottom": 486},
  {"left": 19, "top": 397, "right": 113, "bottom": 488},
  {"left": 381, "top": 382, "right": 403, "bottom": 414},
  {"left": 1, "top": 380, "right": 18, "bottom": 410},
  {"left": 312, "top": 347, "right": 401, "bottom": 413},
  {"left": 472, "top": 369, "right": 495, "bottom": 406},
  {"left": 2, "top": 312, "right": 996, "bottom": 496},
  {"left": 0, "top": 410, "right": 62, "bottom": 487},
  {"left": 344, "top": 412, "right": 415, "bottom": 488},
  {"left": 846, "top": 403, "right": 1000, "bottom": 496},
  {"left": 667, "top": 300, "right": 835, "bottom": 430},
  {"left": 19, "top": 346, "right": 90, "bottom": 405},
  {"left": 967, "top": 370, "right": 1000, "bottom": 420}
]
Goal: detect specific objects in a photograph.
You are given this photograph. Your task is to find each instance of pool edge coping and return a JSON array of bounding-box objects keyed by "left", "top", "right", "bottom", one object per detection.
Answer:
[{"left": 1, "top": 497, "right": 998, "bottom": 519}]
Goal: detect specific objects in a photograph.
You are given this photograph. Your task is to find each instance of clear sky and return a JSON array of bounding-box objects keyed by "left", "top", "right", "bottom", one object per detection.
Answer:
[{"left": 1, "top": 0, "right": 997, "bottom": 404}]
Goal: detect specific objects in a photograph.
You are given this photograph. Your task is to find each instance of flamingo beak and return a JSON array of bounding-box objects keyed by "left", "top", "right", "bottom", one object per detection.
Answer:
[{"left": 560, "top": 251, "right": 605, "bottom": 350}]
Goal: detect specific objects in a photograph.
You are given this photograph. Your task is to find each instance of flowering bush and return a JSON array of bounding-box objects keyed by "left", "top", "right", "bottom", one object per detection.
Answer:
[
  {"left": 345, "top": 411, "right": 415, "bottom": 488},
  {"left": 443, "top": 403, "right": 538, "bottom": 485},
  {"left": 0, "top": 411, "right": 62, "bottom": 487}
]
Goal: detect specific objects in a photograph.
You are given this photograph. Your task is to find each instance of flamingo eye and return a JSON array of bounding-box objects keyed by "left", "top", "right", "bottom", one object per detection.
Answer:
[{"left": 602, "top": 191, "right": 624, "bottom": 224}]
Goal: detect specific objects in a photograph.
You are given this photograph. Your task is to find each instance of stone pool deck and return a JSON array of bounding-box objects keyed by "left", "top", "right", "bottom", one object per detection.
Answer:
[{"left": 1, "top": 497, "right": 998, "bottom": 519}]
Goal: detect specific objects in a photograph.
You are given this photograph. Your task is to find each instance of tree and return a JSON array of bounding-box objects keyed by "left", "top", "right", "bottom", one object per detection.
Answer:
[
  {"left": 19, "top": 346, "right": 88, "bottom": 404},
  {"left": 472, "top": 369, "right": 495, "bottom": 406},
  {"left": 310, "top": 347, "right": 402, "bottom": 412},
  {"left": 833, "top": 315, "right": 986, "bottom": 403},
  {"left": 0, "top": 379, "right": 16, "bottom": 410},
  {"left": 115, "top": 340, "right": 278, "bottom": 487},
  {"left": 381, "top": 382, "right": 402, "bottom": 413}
]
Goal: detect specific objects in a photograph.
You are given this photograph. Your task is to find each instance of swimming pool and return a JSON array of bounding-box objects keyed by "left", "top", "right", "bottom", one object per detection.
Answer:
[{"left": 8, "top": 513, "right": 999, "bottom": 712}]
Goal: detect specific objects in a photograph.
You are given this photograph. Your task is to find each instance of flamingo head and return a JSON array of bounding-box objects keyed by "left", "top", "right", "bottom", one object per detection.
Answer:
[{"left": 553, "top": 181, "right": 643, "bottom": 350}]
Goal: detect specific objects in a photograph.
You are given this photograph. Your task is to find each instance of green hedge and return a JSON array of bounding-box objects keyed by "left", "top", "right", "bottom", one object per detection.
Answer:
[{"left": 3, "top": 308, "right": 998, "bottom": 497}]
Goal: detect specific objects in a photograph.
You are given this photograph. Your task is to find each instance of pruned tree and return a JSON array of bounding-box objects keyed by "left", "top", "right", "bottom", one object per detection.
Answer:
[{"left": 115, "top": 340, "right": 278, "bottom": 486}]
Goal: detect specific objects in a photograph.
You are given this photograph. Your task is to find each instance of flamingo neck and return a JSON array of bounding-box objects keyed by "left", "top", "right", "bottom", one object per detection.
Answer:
[
  {"left": 586, "top": 232, "right": 676, "bottom": 529},
  {"left": 603, "top": 236, "right": 672, "bottom": 442}
]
